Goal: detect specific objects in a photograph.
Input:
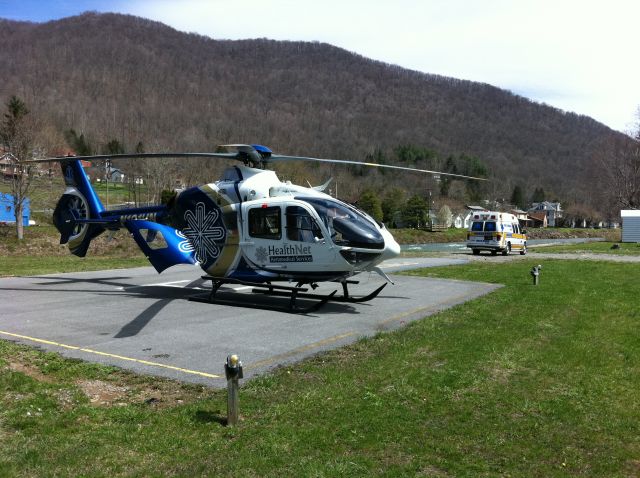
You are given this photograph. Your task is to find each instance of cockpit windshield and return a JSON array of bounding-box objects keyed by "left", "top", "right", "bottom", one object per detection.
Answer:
[{"left": 296, "top": 197, "right": 384, "bottom": 249}]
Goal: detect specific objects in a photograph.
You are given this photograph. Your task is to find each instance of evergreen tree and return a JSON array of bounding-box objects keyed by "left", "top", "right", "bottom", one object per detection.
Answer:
[
  {"left": 459, "top": 155, "right": 488, "bottom": 202},
  {"left": 357, "top": 189, "right": 383, "bottom": 222},
  {"left": 381, "top": 187, "right": 406, "bottom": 227},
  {"left": 103, "top": 139, "right": 125, "bottom": 155},
  {"left": 394, "top": 145, "right": 437, "bottom": 166},
  {"left": 511, "top": 185, "right": 525, "bottom": 209},
  {"left": 531, "top": 187, "right": 545, "bottom": 203},
  {"left": 64, "top": 129, "right": 92, "bottom": 155},
  {"left": 439, "top": 156, "right": 458, "bottom": 197},
  {"left": 401, "top": 195, "right": 429, "bottom": 228}
]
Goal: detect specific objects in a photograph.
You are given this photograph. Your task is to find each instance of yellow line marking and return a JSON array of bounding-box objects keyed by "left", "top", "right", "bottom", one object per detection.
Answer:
[
  {"left": 244, "top": 332, "right": 356, "bottom": 370},
  {"left": 0, "top": 330, "right": 221, "bottom": 379}
]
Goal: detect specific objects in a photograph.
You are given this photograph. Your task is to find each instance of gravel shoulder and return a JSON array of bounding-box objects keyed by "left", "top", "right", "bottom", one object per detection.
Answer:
[{"left": 447, "top": 251, "right": 640, "bottom": 263}]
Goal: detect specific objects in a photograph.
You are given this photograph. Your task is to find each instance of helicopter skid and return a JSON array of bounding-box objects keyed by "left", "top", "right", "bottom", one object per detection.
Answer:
[
  {"left": 251, "top": 281, "right": 387, "bottom": 304},
  {"left": 189, "top": 276, "right": 338, "bottom": 313}
]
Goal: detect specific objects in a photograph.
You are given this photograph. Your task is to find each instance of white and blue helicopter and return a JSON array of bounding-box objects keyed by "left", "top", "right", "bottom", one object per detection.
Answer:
[{"left": 34, "top": 144, "right": 482, "bottom": 312}]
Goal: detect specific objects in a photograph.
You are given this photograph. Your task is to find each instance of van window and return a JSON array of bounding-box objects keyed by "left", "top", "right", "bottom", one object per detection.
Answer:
[
  {"left": 484, "top": 221, "right": 496, "bottom": 232},
  {"left": 471, "top": 221, "right": 484, "bottom": 232}
]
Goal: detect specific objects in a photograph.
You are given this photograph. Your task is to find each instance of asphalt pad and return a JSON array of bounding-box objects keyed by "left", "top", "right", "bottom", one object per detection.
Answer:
[{"left": 0, "top": 258, "right": 499, "bottom": 386}]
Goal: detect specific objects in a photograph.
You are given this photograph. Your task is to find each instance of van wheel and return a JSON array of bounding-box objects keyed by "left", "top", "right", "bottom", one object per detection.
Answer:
[
  {"left": 502, "top": 243, "right": 511, "bottom": 256},
  {"left": 520, "top": 244, "right": 527, "bottom": 255},
  {"left": 472, "top": 249, "right": 480, "bottom": 255}
]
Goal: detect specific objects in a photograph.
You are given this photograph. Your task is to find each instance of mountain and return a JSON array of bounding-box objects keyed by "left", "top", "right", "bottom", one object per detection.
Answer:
[{"left": 0, "top": 12, "right": 624, "bottom": 212}]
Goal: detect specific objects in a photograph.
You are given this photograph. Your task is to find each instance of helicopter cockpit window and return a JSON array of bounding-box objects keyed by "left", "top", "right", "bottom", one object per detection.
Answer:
[
  {"left": 296, "top": 197, "right": 384, "bottom": 250},
  {"left": 249, "top": 206, "right": 281, "bottom": 239},
  {"left": 286, "top": 206, "right": 323, "bottom": 243}
]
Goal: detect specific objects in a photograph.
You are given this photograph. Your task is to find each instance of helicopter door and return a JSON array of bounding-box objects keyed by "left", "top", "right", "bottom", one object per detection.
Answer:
[{"left": 242, "top": 203, "right": 337, "bottom": 274}]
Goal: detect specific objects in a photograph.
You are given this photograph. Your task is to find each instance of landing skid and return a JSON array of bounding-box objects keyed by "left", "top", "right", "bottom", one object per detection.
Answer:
[
  {"left": 189, "top": 276, "right": 337, "bottom": 313},
  {"left": 252, "top": 280, "right": 387, "bottom": 304},
  {"left": 188, "top": 277, "right": 386, "bottom": 313}
]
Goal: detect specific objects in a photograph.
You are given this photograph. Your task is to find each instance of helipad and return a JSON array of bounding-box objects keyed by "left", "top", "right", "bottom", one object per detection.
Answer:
[{"left": 0, "top": 257, "right": 498, "bottom": 386}]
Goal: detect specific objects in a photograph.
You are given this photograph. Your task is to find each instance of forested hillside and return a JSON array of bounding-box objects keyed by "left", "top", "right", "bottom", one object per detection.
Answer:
[{"left": 0, "top": 12, "right": 625, "bottom": 215}]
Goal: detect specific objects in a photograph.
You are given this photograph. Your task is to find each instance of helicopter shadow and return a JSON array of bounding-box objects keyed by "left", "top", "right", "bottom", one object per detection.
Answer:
[
  {"left": 186, "top": 285, "right": 361, "bottom": 317},
  {"left": 4, "top": 274, "right": 365, "bottom": 337},
  {"left": 9, "top": 275, "right": 207, "bottom": 339}
]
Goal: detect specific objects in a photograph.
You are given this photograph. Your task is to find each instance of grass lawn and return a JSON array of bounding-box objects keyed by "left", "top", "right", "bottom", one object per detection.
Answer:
[
  {"left": 0, "top": 256, "right": 149, "bottom": 277},
  {"left": 532, "top": 241, "right": 640, "bottom": 255},
  {"left": 1, "top": 259, "right": 639, "bottom": 476},
  {"left": 1, "top": 177, "right": 146, "bottom": 212},
  {"left": 0, "top": 224, "right": 147, "bottom": 277}
]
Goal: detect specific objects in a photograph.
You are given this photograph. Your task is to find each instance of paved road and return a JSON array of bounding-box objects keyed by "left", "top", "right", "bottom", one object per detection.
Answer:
[
  {"left": 450, "top": 251, "right": 640, "bottom": 263},
  {"left": 0, "top": 257, "right": 499, "bottom": 387}
]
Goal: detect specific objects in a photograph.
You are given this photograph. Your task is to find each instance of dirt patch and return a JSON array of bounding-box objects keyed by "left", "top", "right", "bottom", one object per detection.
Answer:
[
  {"left": 3, "top": 348, "right": 210, "bottom": 409},
  {"left": 77, "top": 379, "right": 130, "bottom": 406},
  {"left": 75, "top": 378, "right": 206, "bottom": 408},
  {"left": 625, "top": 459, "right": 640, "bottom": 477},
  {"left": 7, "top": 361, "right": 55, "bottom": 383}
]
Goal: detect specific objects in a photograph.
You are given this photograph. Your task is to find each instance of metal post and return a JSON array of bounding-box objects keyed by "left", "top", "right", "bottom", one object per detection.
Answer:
[
  {"left": 530, "top": 264, "right": 542, "bottom": 285},
  {"left": 224, "top": 354, "right": 243, "bottom": 426}
]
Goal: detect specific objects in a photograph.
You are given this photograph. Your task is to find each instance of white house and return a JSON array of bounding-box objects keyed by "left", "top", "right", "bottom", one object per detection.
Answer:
[
  {"left": 621, "top": 210, "right": 640, "bottom": 242},
  {"left": 462, "top": 205, "right": 487, "bottom": 229},
  {"left": 511, "top": 209, "right": 529, "bottom": 223},
  {"left": 530, "top": 202, "right": 562, "bottom": 227}
]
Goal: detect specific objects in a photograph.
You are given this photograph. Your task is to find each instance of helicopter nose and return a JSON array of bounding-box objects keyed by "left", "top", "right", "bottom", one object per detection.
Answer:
[{"left": 380, "top": 228, "right": 401, "bottom": 261}]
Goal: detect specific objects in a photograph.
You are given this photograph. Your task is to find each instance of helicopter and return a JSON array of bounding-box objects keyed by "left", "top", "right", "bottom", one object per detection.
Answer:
[{"left": 32, "top": 144, "right": 484, "bottom": 312}]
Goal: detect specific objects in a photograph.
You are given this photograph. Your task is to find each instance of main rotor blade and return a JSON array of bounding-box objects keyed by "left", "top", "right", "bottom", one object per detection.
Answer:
[
  {"left": 269, "top": 154, "right": 488, "bottom": 181},
  {"left": 22, "top": 152, "right": 239, "bottom": 163}
]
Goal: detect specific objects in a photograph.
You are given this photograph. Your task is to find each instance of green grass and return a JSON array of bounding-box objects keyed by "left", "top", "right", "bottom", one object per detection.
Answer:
[
  {"left": 0, "top": 256, "right": 149, "bottom": 277},
  {"left": 1, "top": 224, "right": 147, "bottom": 276},
  {"left": 533, "top": 241, "right": 640, "bottom": 255},
  {"left": 2, "top": 259, "right": 640, "bottom": 476},
  {"left": 391, "top": 227, "right": 468, "bottom": 244},
  {"left": 92, "top": 181, "right": 150, "bottom": 206},
  {"left": 0, "top": 224, "right": 147, "bottom": 277}
]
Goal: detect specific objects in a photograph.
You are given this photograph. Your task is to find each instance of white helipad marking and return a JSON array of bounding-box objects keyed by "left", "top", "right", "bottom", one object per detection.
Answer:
[
  {"left": 134, "top": 280, "right": 252, "bottom": 292},
  {"left": 145, "top": 279, "right": 192, "bottom": 287},
  {"left": 380, "top": 261, "right": 420, "bottom": 268}
]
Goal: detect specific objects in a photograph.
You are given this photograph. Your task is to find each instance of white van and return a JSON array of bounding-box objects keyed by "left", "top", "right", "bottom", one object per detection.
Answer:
[{"left": 466, "top": 211, "right": 527, "bottom": 256}]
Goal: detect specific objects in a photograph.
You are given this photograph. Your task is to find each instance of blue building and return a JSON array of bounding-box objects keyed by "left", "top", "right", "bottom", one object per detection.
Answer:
[{"left": 0, "top": 193, "right": 30, "bottom": 226}]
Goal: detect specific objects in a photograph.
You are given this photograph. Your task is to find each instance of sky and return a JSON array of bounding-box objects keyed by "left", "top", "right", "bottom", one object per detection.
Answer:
[{"left": 1, "top": 0, "right": 639, "bottom": 133}]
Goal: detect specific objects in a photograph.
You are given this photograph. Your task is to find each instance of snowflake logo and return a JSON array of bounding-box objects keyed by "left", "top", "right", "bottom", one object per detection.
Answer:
[
  {"left": 182, "top": 202, "right": 225, "bottom": 263},
  {"left": 255, "top": 246, "right": 268, "bottom": 263}
]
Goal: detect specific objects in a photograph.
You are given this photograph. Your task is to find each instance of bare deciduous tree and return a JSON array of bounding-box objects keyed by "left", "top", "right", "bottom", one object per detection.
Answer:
[
  {"left": 0, "top": 13, "right": 633, "bottom": 217},
  {"left": 599, "top": 121, "right": 640, "bottom": 210},
  {"left": 0, "top": 96, "right": 35, "bottom": 239}
]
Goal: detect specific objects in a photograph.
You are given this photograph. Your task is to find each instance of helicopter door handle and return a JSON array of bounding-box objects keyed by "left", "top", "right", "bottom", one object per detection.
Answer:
[{"left": 239, "top": 241, "right": 255, "bottom": 246}]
